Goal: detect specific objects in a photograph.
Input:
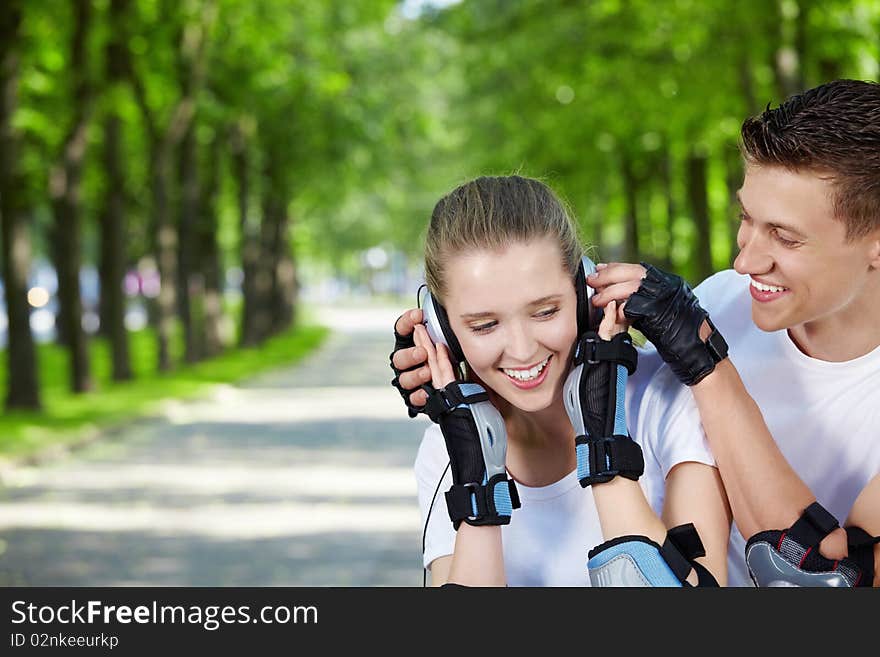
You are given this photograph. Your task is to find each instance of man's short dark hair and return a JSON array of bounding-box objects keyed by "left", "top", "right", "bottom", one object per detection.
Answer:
[{"left": 740, "top": 79, "right": 880, "bottom": 240}]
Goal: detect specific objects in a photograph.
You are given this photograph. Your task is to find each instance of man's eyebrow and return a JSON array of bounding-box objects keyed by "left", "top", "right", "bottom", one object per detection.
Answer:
[
  {"left": 735, "top": 191, "right": 807, "bottom": 238},
  {"left": 460, "top": 295, "right": 562, "bottom": 320}
]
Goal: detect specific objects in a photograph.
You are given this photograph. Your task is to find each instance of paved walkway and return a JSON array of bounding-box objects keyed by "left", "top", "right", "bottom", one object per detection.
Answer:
[{"left": 0, "top": 305, "right": 431, "bottom": 586}]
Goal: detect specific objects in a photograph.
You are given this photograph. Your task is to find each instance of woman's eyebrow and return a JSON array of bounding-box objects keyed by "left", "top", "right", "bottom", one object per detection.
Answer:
[{"left": 459, "top": 295, "right": 562, "bottom": 320}]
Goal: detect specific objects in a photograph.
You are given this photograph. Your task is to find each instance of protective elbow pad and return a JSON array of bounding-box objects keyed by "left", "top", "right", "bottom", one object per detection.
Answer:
[
  {"left": 587, "top": 524, "right": 718, "bottom": 587},
  {"left": 745, "top": 502, "right": 875, "bottom": 587}
]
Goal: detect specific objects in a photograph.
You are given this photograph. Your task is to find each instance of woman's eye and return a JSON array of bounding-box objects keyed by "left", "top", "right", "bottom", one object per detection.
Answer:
[
  {"left": 470, "top": 322, "right": 496, "bottom": 334},
  {"left": 535, "top": 307, "right": 559, "bottom": 318}
]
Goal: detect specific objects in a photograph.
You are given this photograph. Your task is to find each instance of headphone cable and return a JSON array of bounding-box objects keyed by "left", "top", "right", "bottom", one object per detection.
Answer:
[{"left": 422, "top": 459, "right": 451, "bottom": 587}]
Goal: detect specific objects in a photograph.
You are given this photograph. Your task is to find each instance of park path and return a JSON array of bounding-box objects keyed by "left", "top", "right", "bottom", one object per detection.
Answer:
[{"left": 0, "top": 305, "right": 431, "bottom": 586}]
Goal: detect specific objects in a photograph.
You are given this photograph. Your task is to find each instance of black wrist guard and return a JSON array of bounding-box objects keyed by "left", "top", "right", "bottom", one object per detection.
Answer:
[
  {"left": 424, "top": 382, "right": 520, "bottom": 530},
  {"left": 564, "top": 331, "right": 644, "bottom": 487},
  {"left": 623, "top": 264, "right": 728, "bottom": 386}
]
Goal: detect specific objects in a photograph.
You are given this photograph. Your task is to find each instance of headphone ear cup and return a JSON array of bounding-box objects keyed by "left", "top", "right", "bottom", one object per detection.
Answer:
[
  {"left": 422, "top": 291, "right": 465, "bottom": 367},
  {"left": 575, "top": 256, "right": 600, "bottom": 333},
  {"left": 432, "top": 299, "right": 465, "bottom": 366}
]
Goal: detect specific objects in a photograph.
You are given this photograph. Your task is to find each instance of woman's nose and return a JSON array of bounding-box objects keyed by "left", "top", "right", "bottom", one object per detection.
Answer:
[{"left": 505, "top": 321, "right": 539, "bottom": 365}]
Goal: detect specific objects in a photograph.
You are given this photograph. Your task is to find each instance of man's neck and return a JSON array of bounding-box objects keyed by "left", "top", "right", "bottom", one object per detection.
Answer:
[{"left": 787, "top": 294, "right": 880, "bottom": 361}]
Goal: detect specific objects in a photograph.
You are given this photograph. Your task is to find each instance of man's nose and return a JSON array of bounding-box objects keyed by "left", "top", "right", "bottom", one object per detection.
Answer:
[{"left": 733, "top": 233, "right": 773, "bottom": 275}]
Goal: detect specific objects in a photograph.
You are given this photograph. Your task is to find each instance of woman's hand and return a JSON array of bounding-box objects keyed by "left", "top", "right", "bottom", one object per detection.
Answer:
[
  {"left": 413, "top": 323, "right": 455, "bottom": 389},
  {"left": 596, "top": 299, "right": 630, "bottom": 341}
]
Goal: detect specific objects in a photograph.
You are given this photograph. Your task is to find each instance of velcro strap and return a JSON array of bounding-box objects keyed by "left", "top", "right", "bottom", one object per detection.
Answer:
[
  {"left": 423, "top": 382, "right": 490, "bottom": 423},
  {"left": 579, "top": 332, "right": 638, "bottom": 375},
  {"left": 845, "top": 526, "right": 880, "bottom": 585},
  {"left": 575, "top": 435, "right": 644, "bottom": 487},
  {"left": 788, "top": 502, "right": 840, "bottom": 548},
  {"left": 704, "top": 318, "right": 729, "bottom": 363},
  {"left": 445, "top": 475, "right": 520, "bottom": 530},
  {"left": 661, "top": 524, "right": 707, "bottom": 585}
]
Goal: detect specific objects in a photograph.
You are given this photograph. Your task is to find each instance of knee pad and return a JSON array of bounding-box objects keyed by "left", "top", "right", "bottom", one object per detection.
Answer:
[
  {"left": 746, "top": 502, "right": 878, "bottom": 587},
  {"left": 588, "top": 523, "right": 718, "bottom": 587}
]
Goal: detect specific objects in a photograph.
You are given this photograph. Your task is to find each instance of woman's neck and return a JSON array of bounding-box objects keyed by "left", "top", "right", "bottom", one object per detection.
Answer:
[{"left": 503, "top": 398, "right": 576, "bottom": 487}]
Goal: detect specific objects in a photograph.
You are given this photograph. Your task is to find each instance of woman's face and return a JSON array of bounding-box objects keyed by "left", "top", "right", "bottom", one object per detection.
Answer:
[{"left": 442, "top": 236, "right": 579, "bottom": 413}]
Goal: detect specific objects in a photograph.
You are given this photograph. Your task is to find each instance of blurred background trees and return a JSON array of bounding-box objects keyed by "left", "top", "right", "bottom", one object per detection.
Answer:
[{"left": 1, "top": 0, "right": 878, "bottom": 412}]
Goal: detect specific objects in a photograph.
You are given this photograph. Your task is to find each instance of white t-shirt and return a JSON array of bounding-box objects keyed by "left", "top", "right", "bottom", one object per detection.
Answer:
[
  {"left": 635, "top": 268, "right": 880, "bottom": 586},
  {"left": 414, "top": 348, "right": 664, "bottom": 587}
]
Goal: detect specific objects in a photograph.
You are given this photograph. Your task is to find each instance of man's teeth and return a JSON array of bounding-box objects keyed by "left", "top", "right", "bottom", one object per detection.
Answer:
[
  {"left": 503, "top": 356, "right": 550, "bottom": 381},
  {"left": 751, "top": 279, "right": 787, "bottom": 293}
]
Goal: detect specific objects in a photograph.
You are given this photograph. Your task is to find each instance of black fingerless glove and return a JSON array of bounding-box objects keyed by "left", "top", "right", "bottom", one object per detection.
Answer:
[
  {"left": 389, "top": 314, "right": 427, "bottom": 418},
  {"left": 623, "top": 264, "right": 728, "bottom": 386}
]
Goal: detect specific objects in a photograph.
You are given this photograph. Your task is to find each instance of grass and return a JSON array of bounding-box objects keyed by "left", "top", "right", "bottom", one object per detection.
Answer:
[{"left": 0, "top": 314, "right": 330, "bottom": 461}]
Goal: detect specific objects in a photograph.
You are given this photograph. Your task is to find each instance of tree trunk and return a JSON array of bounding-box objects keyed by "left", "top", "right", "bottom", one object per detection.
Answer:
[
  {"left": 0, "top": 1, "right": 41, "bottom": 410},
  {"left": 270, "top": 206, "right": 296, "bottom": 334},
  {"left": 177, "top": 122, "right": 202, "bottom": 363},
  {"left": 200, "top": 135, "right": 224, "bottom": 357},
  {"left": 660, "top": 145, "right": 677, "bottom": 267},
  {"left": 620, "top": 152, "right": 639, "bottom": 263},
  {"left": 724, "top": 143, "right": 744, "bottom": 266},
  {"left": 152, "top": 145, "right": 177, "bottom": 371},
  {"left": 686, "top": 149, "right": 713, "bottom": 283},
  {"left": 49, "top": 0, "right": 93, "bottom": 392},
  {"left": 232, "top": 124, "right": 261, "bottom": 347},
  {"left": 255, "top": 161, "right": 281, "bottom": 343},
  {"left": 100, "top": 0, "right": 132, "bottom": 381}
]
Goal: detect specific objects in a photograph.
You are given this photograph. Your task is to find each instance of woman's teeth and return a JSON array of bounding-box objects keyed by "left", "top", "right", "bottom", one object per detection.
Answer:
[{"left": 502, "top": 356, "right": 550, "bottom": 381}]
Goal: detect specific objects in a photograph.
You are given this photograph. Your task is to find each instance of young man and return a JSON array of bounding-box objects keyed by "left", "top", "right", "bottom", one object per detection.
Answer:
[{"left": 592, "top": 79, "right": 880, "bottom": 586}]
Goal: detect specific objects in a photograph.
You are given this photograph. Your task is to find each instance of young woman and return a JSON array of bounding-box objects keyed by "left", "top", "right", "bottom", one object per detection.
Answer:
[{"left": 391, "top": 175, "right": 731, "bottom": 586}]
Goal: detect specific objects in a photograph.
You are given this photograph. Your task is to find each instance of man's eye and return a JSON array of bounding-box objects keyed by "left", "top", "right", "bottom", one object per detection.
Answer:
[{"left": 772, "top": 230, "right": 801, "bottom": 247}]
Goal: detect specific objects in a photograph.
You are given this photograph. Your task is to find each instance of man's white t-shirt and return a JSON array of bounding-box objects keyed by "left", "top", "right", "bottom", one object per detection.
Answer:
[
  {"left": 414, "top": 350, "right": 664, "bottom": 587},
  {"left": 635, "top": 269, "right": 880, "bottom": 586}
]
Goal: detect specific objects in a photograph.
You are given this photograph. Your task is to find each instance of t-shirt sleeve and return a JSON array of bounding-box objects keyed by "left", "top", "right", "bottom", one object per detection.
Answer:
[
  {"left": 414, "top": 423, "right": 456, "bottom": 570},
  {"left": 635, "top": 366, "right": 716, "bottom": 481}
]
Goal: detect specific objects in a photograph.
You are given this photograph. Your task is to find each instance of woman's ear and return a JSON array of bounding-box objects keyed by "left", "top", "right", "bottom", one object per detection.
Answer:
[{"left": 869, "top": 230, "right": 880, "bottom": 270}]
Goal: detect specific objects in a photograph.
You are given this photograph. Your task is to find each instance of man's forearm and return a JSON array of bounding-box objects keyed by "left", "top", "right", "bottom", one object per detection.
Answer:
[{"left": 691, "top": 359, "right": 816, "bottom": 538}]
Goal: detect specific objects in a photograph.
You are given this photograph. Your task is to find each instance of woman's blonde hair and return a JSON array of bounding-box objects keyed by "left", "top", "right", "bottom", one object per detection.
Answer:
[{"left": 424, "top": 175, "right": 584, "bottom": 303}]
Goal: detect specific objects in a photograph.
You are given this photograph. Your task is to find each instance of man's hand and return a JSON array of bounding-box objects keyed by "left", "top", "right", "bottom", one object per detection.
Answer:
[
  {"left": 390, "top": 309, "right": 434, "bottom": 416},
  {"left": 589, "top": 262, "right": 727, "bottom": 386}
]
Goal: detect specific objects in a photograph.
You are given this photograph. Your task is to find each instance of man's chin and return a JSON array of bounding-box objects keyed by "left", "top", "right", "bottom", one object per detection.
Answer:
[{"left": 751, "top": 305, "right": 790, "bottom": 333}]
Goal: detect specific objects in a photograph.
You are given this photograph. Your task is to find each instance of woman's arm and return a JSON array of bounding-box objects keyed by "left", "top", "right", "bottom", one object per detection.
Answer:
[
  {"left": 662, "top": 462, "right": 732, "bottom": 586},
  {"left": 414, "top": 323, "right": 509, "bottom": 587},
  {"left": 580, "top": 301, "right": 728, "bottom": 586}
]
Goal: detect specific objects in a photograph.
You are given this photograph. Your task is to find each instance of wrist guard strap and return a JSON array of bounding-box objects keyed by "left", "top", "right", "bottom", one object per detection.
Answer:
[{"left": 445, "top": 473, "right": 521, "bottom": 530}]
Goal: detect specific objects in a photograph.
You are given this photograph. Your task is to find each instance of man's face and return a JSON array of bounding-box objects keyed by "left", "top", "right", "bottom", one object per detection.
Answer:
[
  {"left": 443, "top": 237, "right": 578, "bottom": 414},
  {"left": 734, "top": 164, "right": 879, "bottom": 333}
]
